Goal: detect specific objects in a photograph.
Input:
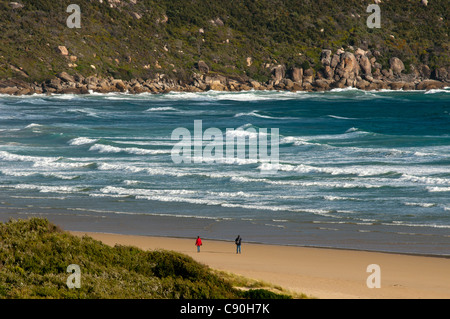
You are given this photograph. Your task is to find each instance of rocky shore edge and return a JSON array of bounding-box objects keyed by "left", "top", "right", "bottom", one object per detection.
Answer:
[{"left": 1, "top": 49, "right": 449, "bottom": 95}]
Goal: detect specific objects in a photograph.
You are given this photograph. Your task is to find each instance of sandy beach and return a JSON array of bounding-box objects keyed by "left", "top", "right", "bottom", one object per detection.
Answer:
[{"left": 71, "top": 231, "right": 450, "bottom": 299}]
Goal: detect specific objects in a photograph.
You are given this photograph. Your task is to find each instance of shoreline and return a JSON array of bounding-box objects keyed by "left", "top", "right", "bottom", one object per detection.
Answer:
[
  {"left": 0, "top": 85, "right": 448, "bottom": 101},
  {"left": 0, "top": 79, "right": 448, "bottom": 97},
  {"left": 70, "top": 230, "right": 450, "bottom": 299},
  {"left": 1, "top": 202, "right": 449, "bottom": 259},
  {"left": 0, "top": 85, "right": 449, "bottom": 96}
]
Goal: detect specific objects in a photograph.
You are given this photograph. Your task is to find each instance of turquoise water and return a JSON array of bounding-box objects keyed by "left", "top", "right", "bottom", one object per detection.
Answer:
[{"left": 1, "top": 89, "right": 449, "bottom": 255}]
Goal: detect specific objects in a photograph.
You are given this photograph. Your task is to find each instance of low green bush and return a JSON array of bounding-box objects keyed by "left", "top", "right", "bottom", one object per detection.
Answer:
[
  {"left": 0, "top": 218, "right": 238, "bottom": 299},
  {"left": 240, "top": 289, "right": 292, "bottom": 299}
]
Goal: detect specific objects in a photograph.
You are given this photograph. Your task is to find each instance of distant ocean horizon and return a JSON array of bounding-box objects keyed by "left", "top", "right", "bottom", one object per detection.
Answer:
[{"left": 1, "top": 88, "right": 449, "bottom": 256}]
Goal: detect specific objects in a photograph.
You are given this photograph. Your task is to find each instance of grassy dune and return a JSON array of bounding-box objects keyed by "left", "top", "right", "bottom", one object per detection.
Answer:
[{"left": 0, "top": 218, "right": 293, "bottom": 299}]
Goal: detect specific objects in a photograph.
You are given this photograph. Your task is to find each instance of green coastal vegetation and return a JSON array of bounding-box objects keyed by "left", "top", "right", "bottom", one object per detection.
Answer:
[
  {"left": 0, "top": 0, "right": 448, "bottom": 84},
  {"left": 0, "top": 218, "right": 297, "bottom": 299}
]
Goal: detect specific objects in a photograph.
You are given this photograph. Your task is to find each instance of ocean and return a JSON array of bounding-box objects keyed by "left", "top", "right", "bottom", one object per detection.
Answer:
[{"left": 1, "top": 88, "right": 449, "bottom": 256}]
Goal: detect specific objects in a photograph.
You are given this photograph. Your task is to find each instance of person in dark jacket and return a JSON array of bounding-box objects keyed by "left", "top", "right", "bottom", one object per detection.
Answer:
[
  {"left": 195, "top": 236, "right": 202, "bottom": 252},
  {"left": 235, "top": 235, "right": 242, "bottom": 254}
]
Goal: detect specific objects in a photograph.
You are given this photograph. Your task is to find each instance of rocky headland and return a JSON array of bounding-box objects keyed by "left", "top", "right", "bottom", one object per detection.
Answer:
[
  {"left": 1, "top": 0, "right": 448, "bottom": 95},
  {"left": 1, "top": 48, "right": 448, "bottom": 95}
]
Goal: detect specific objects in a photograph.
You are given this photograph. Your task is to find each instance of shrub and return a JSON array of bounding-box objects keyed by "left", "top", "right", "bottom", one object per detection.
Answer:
[
  {"left": 241, "top": 289, "right": 292, "bottom": 299},
  {"left": 0, "top": 218, "right": 239, "bottom": 299}
]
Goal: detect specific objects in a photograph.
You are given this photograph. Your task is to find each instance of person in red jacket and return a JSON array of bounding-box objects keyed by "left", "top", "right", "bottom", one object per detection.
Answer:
[{"left": 195, "top": 236, "right": 202, "bottom": 253}]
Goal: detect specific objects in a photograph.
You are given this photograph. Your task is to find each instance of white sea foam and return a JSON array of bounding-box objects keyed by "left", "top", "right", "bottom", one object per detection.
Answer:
[
  {"left": 89, "top": 193, "right": 132, "bottom": 199},
  {"left": 234, "top": 111, "right": 262, "bottom": 118},
  {"left": 229, "top": 176, "right": 257, "bottom": 183},
  {"left": 0, "top": 151, "right": 61, "bottom": 163},
  {"left": 124, "top": 148, "right": 170, "bottom": 155},
  {"left": 52, "top": 94, "right": 79, "bottom": 100},
  {"left": 97, "top": 162, "right": 147, "bottom": 173},
  {"left": 25, "top": 123, "right": 43, "bottom": 128},
  {"left": 69, "top": 137, "right": 98, "bottom": 145},
  {"left": 89, "top": 144, "right": 124, "bottom": 153},
  {"left": 191, "top": 155, "right": 261, "bottom": 165},
  {"left": 42, "top": 173, "right": 80, "bottom": 180},
  {"left": 111, "top": 140, "right": 173, "bottom": 146},
  {"left": 153, "top": 165, "right": 186, "bottom": 176},
  {"left": 234, "top": 110, "right": 294, "bottom": 120},
  {"left": 280, "top": 136, "right": 322, "bottom": 146},
  {"left": 0, "top": 128, "right": 21, "bottom": 132},
  {"left": 224, "top": 125, "right": 268, "bottom": 140},
  {"left": 265, "top": 162, "right": 450, "bottom": 178},
  {"left": 221, "top": 203, "right": 295, "bottom": 212},
  {"left": 263, "top": 163, "right": 381, "bottom": 176},
  {"left": 297, "top": 127, "right": 373, "bottom": 141},
  {"left": 330, "top": 87, "right": 360, "bottom": 93},
  {"left": 206, "top": 191, "right": 259, "bottom": 198},
  {"left": 100, "top": 186, "right": 197, "bottom": 197},
  {"left": 327, "top": 115, "right": 358, "bottom": 120},
  {"left": 137, "top": 195, "right": 224, "bottom": 206},
  {"left": 401, "top": 174, "right": 450, "bottom": 185},
  {"left": 404, "top": 202, "right": 437, "bottom": 208},
  {"left": 103, "top": 186, "right": 259, "bottom": 202},
  {"left": 324, "top": 195, "right": 356, "bottom": 201},
  {"left": 140, "top": 212, "right": 223, "bottom": 221},
  {"left": 383, "top": 221, "right": 450, "bottom": 229},
  {"left": 413, "top": 151, "right": 438, "bottom": 157},
  {"left": 153, "top": 90, "right": 311, "bottom": 102},
  {"left": 0, "top": 170, "right": 78, "bottom": 180},
  {"left": 97, "top": 186, "right": 333, "bottom": 214},
  {"left": 32, "top": 161, "right": 94, "bottom": 169},
  {"left": 427, "top": 187, "right": 450, "bottom": 192},
  {"left": 424, "top": 89, "right": 450, "bottom": 94},
  {"left": 0, "top": 151, "right": 96, "bottom": 170},
  {"left": 123, "top": 180, "right": 141, "bottom": 185},
  {"left": 146, "top": 106, "right": 178, "bottom": 112},
  {"left": 98, "top": 162, "right": 192, "bottom": 177},
  {"left": 89, "top": 144, "right": 170, "bottom": 155},
  {"left": 345, "top": 127, "right": 360, "bottom": 133},
  {"left": 14, "top": 184, "right": 83, "bottom": 193},
  {"left": 298, "top": 208, "right": 341, "bottom": 217},
  {"left": 230, "top": 175, "right": 385, "bottom": 189},
  {"left": 10, "top": 195, "right": 66, "bottom": 200},
  {"left": 0, "top": 170, "right": 36, "bottom": 177}
]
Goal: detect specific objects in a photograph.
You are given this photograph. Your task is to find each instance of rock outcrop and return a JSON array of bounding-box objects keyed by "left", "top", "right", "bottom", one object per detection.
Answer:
[
  {"left": 432, "top": 67, "right": 450, "bottom": 82},
  {"left": 290, "top": 67, "right": 303, "bottom": 83},
  {"left": 9, "top": 2, "right": 24, "bottom": 9},
  {"left": 197, "top": 61, "right": 209, "bottom": 74},
  {"left": 57, "top": 46, "right": 69, "bottom": 56},
  {"left": 416, "top": 80, "right": 445, "bottom": 90},
  {"left": 389, "top": 57, "right": 405, "bottom": 76},
  {"left": 271, "top": 65, "right": 286, "bottom": 85}
]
